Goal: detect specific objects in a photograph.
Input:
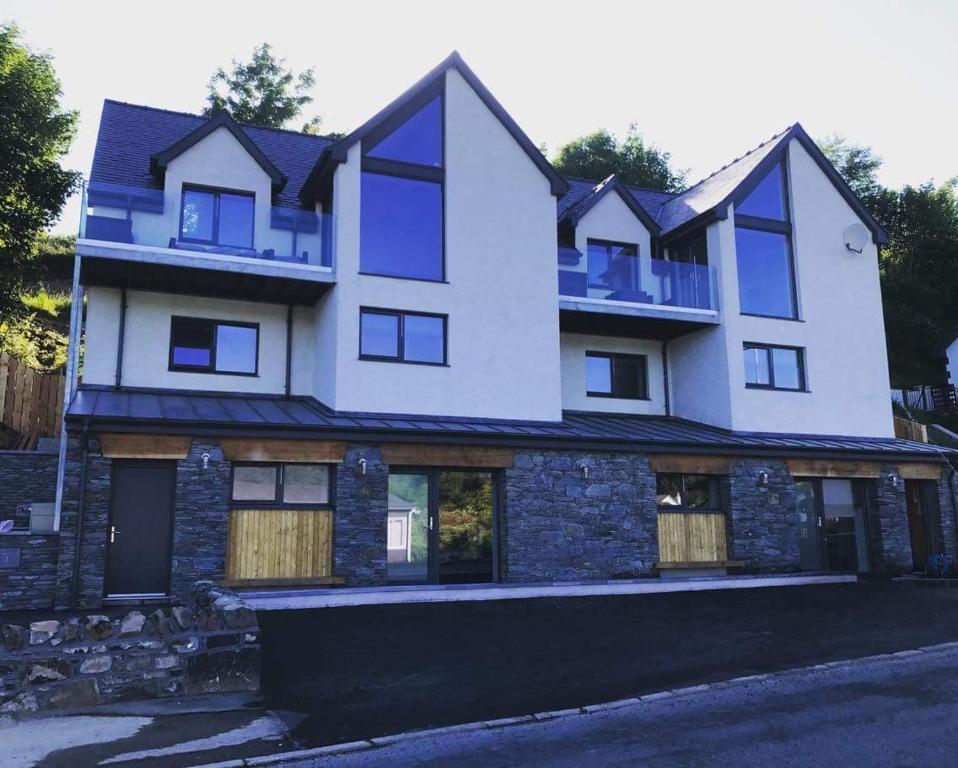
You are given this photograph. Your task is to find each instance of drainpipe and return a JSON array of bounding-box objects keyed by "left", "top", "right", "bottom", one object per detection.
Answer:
[
  {"left": 662, "top": 339, "right": 671, "bottom": 416},
  {"left": 114, "top": 287, "right": 127, "bottom": 388},
  {"left": 285, "top": 304, "right": 293, "bottom": 397},
  {"left": 70, "top": 419, "right": 91, "bottom": 609}
]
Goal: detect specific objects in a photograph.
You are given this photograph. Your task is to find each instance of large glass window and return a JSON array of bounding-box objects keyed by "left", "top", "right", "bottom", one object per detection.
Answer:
[
  {"left": 169, "top": 316, "right": 258, "bottom": 375},
  {"left": 180, "top": 187, "right": 254, "bottom": 248},
  {"left": 743, "top": 343, "right": 805, "bottom": 391},
  {"left": 360, "top": 308, "right": 446, "bottom": 365},
  {"left": 585, "top": 352, "right": 647, "bottom": 399},
  {"left": 361, "top": 90, "right": 444, "bottom": 281},
  {"left": 734, "top": 161, "right": 797, "bottom": 319},
  {"left": 656, "top": 474, "right": 722, "bottom": 510},
  {"left": 587, "top": 240, "right": 639, "bottom": 292},
  {"left": 231, "top": 464, "right": 331, "bottom": 506}
]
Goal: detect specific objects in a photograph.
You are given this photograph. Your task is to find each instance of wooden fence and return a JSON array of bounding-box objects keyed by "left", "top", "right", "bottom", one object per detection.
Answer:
[
  {"left": 225, "top": 508, "right": 341, "bottom": 587},
  {"left": 0, "top": 352, "right": 65, "bottom": 444},
  {"left": 893, "top": 416, "right": 928, "bottom": 443}
]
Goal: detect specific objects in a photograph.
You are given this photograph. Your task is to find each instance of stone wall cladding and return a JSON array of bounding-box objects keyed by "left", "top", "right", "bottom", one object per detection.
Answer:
[
  {"left": 0, "top": 582, "right": 258, "bottom": 716},
  {"left": 871, "top": 464, "right": 912, "bottom": 575},
  {"left": 728, "top": 459, "right": 799, "bottom": 572},
  {"left": 935, "top": 470, "right": 958, "bottom": 560},
  {"left": 503, "top": 451, "right": 658, "bottom": 581},
  {"left": 0, "top": 449, "right": 58, "bottom": 527},
  {"left": 170, "top": 441, "right": 232, "bottom": 597},
  {"left": 335, "top": 445, "right": 388, "bottom": 586},
  {"left": 0, "top": 534, "right": 59, "bottom": 610}
]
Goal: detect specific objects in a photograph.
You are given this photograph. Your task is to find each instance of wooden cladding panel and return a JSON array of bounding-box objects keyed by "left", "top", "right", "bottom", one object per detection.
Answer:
[
  {"left": 897, "top": 462, "right": 943, "bottom": 481},
  {"left": 226, "top": 508, "right": 333, "bottom": 584},
  {"left": 221, "top": 438, "right": 346, "bottom": 463},
  {"left": 0, "top": 352, "right": 64, "bottom": 439},
  {"left": 657, "top": 512, "right": 728, "bottom": 564},
  {"left": 786, "top": 458, "right": 881, "bottom": 478},
  {"left": 99, "top": 433, "right": 192, "bottom": 459},
  {"left": 380, "top": 443, "right": 515, "bottom": 468},
  {"left": 649, "top": 454, "right": 735, "bottom": 475}
]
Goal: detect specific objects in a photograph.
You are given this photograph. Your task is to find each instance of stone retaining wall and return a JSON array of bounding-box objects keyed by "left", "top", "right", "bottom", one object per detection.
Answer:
[
  {"left": 0, "top": 582, "right": 258, "bottom": 716},
  {"left": 0, "top": 533, "right": 60, "bottom": 611}
]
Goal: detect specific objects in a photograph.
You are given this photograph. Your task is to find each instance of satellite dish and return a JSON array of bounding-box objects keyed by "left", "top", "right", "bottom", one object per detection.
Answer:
[
  {"left": 0, "top": 520, "right": 13, "bottom": 533},
  {"left": 843, "top": 223, "right": 869, "bottom": 254}
]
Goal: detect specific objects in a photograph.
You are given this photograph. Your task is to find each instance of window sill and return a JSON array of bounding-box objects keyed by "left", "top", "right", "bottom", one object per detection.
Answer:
[
  {"left": 744, "top": 384, "right": 810, "bottom": 393},
  {"left": 168, "top": 367, "right": 260, "bottom": 377},
  {"left": 657, "top": 507, "right": 726, "bottom": 515},
  {"left": 586, "top": 393, "right": 651, "bottom": 401},
  {"left": 358, "top": 271, "right": 449, "bottom": 285},
  {"left": 740, "top": 312, "right": 804, "bottom": 322},
  {"left": 359, "top": 355, "right": 449, "bottom": 367}
]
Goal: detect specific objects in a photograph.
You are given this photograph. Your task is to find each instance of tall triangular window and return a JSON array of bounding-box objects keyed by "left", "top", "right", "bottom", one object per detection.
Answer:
[
  {"left": 734, "top": 159, "right": 797, "bottom": 319},
  {"left": 361, "top": 87, "right": 445, "bottom": 281}
]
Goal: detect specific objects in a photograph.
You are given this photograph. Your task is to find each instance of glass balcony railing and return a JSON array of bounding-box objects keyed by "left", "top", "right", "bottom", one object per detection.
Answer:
[
  {"left": 78, "top": 181, "right": 334, "bottom": 269},
  {"left": 558, "top": 258, "right": 718, "bottom": 312}
]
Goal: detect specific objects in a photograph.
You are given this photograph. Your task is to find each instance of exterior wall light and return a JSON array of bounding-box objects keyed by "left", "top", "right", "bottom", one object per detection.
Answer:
[
  {"left": 579, "top": 463, "right": 590, "bottom": 479},
  {"left": 201, "top": 452, "right": 210, "bottom": 470},
  {"left": 359, "top": 457, "right": 368, "bottom": 475},
  {"left": 888, "top": 473, "right": 899, "bottom": 488},
  {"left": 757, "top": 471, "right": 769, "bottom": 487}
]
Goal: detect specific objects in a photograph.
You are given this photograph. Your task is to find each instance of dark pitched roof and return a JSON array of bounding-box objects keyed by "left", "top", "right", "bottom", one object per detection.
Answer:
[
  {"left": 67, "top": 386, "right": 944, "bottom": 460},
  {"left": 300, "top": 51, "right": 570, "bottom": 202},
  {"left": 90, "top": 100, "right": 336, "bottom": 210},
  {"left": 558, "top": 175, "right": 662, "bottom": 235},
  {"left": 150, "top": 111, "right": 286, "bottom": 188}
]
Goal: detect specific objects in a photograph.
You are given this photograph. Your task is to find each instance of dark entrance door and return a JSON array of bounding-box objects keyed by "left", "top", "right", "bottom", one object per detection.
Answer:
[
  {"left": 795, "top": 478, "right": 871, "bottom": 573},
  {"left": 105, "top": 461, "right": 175, "bottom": 597},
  {"left": 905, "top": 480, "right": 932, "bottom": 572},
  {"left": 386, "top": 469, "right": 497, "bottom": 584}
]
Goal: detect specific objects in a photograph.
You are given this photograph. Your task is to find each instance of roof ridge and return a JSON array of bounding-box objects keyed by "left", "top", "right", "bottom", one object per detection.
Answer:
[
  {"left": 561, "top": 173, "right": 678, "bottom": 197},
  {"left": 670, "top": 124, "right": 796, "bottom": 200},
  {"left": 102, "top": 98, "right": 338, "bottom": 142}
]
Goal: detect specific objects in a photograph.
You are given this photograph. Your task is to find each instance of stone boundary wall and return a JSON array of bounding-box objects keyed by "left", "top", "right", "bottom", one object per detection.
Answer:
[
  {"left": 0, "top": 532, "right": 59, "bottom": 611},
  {"left": 0, "top": 449, "right": 58, "bottom": 527},
  {"left": 0, "top": 582, "right": 258, "bottom": 716}
]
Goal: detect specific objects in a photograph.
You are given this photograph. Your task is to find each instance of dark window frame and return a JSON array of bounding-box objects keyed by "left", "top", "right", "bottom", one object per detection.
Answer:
[
  {"left": 359, "top": 307, "right": 448, "bottom": 366},
  {"left": 178, "top": 184, "right": 256, "bottom": 249},
  {"left": 168, "top": 316, "right": 260, "bottom": 376},
  {"left": 360, "top": 83, "right": 446, "bottom": 284},
  {"left": 586, "top": 238, "right": 640, "bottom": 291},
  {"left": 229, "top": 462, "right": 335, "bottom": 509},
  {"left": 585, "top": 351, "right": 649, "bottom": 400},
  {"left": 734, "top": 154, "right": 800, "bottom": 321},
  {"left": 743, "top": 342, "right": 807, "bottom": 391},
  {"left": 655, "top": 473, "right": 724, "bottom": 513}
]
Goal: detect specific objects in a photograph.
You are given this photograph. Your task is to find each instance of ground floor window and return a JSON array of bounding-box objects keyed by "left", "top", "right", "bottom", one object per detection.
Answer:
[
  {"left": 231, "top": 463, "right": 331, "bottom": 506},
  {"left": 795, "top": 478, "right": 870, "bottom": 573},
  {"left": 387, "top": 469, "right": 497, "bottom": 584},
  {"left": 655, "top": 474, "right": 722, "bottom": 510}
]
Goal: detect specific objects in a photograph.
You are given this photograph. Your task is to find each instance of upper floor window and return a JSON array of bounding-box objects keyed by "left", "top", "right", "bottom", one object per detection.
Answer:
[
  {"left": 743, "top": 342, "right": 806, "bottom": 391},
  {"left": 169, "top": 316, "right": 258, "bottom": 375},
  {"left": 360, "top": 92, "right": 444, "bottom": 282},
  {"left": 360, "top": 307, "right": 446, "bottom": 365},
  {"left": 585, "top": 351, "right": 648, "bottom": 399},
  {"left": 588, "top": 240, "right": 638, "bottom": 293},
  {"left": 180, "top": 186, "right": 255, "bottom": 249},
  {"left": 734, "top": 161, "right": 797, "bottom": 319}
]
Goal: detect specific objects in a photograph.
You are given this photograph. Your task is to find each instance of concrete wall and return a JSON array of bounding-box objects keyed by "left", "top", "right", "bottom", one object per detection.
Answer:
[
  {"left": 560, "top": 333, "right": 665, "bottom": 415},
  {"left": 90, "top": 126, "right": 325, "bottom": 264},
  {"left": 82, "top": 287, "right": 312, "bottom": 395},
  {"left": 323, "top": 68, "right": 562, "bottom": 421}
]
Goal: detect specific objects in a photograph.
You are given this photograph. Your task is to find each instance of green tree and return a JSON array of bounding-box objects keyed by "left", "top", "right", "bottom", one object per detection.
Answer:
[
  {"left": 818, "top": 133, "right": 883, "bottom": 204},
  {"left": 0, "top": 24, "right": 80, "bottom": 313},
  {"left": 552, "top": 124, "right": 687, "bottom": 192},
  {"left": 204, "top": 43, "right": 323, "bottom": 133}
]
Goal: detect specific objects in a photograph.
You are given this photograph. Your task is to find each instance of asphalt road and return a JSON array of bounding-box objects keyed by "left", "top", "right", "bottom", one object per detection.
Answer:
[
  {"left": 289, "top": 644, "right": 958, "bottom": 768},
  {"left": 260, "top": 582, "right": 958, "bottom": 745}
]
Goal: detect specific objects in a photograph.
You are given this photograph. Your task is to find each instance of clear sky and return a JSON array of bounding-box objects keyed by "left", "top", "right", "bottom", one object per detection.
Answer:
[{"left": 5, "top": 0, "right": 957, "bottom": 234}]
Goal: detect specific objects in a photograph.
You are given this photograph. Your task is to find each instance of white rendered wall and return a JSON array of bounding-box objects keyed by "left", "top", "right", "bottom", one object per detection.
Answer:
[
  {"left": 89, "top": 126, "right": 325, "bottom": 264},
  {"left": 947, "top": 339, "right": 958, "bottom": 387},
  {"left": 560, "top": 333, "right": 665, "bottom": 415},
  {"left": 82, "top": 287, "right": 311, "bottom": 395},
  {"left": 324, "top": 68, "right": 562, "bottom": 421}
]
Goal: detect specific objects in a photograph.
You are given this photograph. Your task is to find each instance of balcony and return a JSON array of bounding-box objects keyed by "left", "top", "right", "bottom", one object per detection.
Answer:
[
  {"left": 558, "top": 256, "right": 720, "bottom": 339},
  {"left": 77, "top": 182, "right": 336, "bottom": 304}
]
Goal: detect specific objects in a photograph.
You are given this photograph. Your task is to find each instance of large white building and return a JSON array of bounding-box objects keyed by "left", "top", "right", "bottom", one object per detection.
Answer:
[{"left": 47, "top": 52, "right": 950, "bottom": 609}]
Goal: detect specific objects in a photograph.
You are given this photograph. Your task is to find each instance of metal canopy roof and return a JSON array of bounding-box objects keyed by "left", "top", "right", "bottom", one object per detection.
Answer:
[{"left": 66, "top": 387, "right": 946, "bottom": 460}]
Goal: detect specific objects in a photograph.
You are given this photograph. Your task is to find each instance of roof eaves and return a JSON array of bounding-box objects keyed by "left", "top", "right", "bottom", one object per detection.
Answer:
[{"left": 151, "top": 111, "right": 287, "bottom": 189}]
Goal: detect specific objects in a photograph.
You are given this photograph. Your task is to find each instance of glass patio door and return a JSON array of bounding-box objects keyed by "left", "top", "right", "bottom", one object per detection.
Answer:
[
  {"left": 795, "top": 478, "right": 871, "bottom": 573},
  {"left": 386, "top": 470, "right": 496, "bottom": 584}
]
